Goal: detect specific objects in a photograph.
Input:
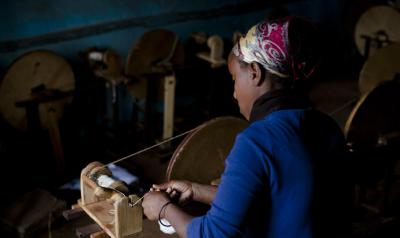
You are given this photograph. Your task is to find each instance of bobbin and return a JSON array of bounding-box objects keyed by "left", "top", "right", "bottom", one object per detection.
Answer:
[
  {"left": 82, "top": 161, "right": 129, "bottom": 202},
  {"left": 79, "top": 161, "right": 143, "bottom": 238}
]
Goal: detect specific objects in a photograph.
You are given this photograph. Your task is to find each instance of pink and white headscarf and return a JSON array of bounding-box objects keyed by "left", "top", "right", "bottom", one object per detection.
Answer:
[{"left": 232, "top": 17, "right": 319, "bottom": 81}]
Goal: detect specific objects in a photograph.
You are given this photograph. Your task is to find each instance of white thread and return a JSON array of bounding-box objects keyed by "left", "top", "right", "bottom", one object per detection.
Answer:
[
  {"left": 97, "top": 175, "right": 115, "bottom": 188},
  {"left": 159, "top": 219, "right": 176, "bottom": 234},
  {"left": 102, "top": 127, "right": 197, "bottom": 168},
  {"left": 87, "top": 125, "right": 201, "bottom": 209},
  {"left": 130, "top": 195, "right": 144, "bottom": 207}
]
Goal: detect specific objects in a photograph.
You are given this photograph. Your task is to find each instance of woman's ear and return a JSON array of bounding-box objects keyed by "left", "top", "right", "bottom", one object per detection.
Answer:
[{"left": 249, "top": 62, "right": 264, "bottom": 86}]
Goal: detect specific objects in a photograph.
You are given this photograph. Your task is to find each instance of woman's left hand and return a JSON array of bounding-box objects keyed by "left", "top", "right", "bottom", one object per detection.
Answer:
[{"left": 142, "top": 191, "right": 171, "bottom": 221}]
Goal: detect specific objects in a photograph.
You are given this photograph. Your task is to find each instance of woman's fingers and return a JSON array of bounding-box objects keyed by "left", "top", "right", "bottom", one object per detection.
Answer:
[
  {"left": 151, "top": 181, "right": 193, "bottom": 203},
  {"left": 153, "top": 182, "right": 170, "bottom": 190},
  {"left": 170, "top": 190, "right": 177, "bottom": 198},
  {"left": 151, "top": 184, "right": 179, "bottom": 200}
]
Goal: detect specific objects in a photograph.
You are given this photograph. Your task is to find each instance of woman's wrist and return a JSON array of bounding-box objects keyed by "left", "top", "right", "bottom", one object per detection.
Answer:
[
  {"left": 158, "top": 201, "right": 173, "bottom": 224},
  {"left": 193, "top": 183, "right": 217, "bottom": 204},
  {"left": 191, "top": 182, "right": 199, "bottom": 202}
]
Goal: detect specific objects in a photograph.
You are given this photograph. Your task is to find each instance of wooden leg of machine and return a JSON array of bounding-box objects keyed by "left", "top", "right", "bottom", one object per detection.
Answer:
[
  {"left": 115, "top": 196, "right": 143, "bottom": 237},
  {"left": 90, "top": 230, "right": 109, "bottom": 238},
  {"left": 45, "top": 104, "right": 65, "bottom": 174},
  {"left": 79, "top": 162, "right": 143, "bottom": 238},
  {"left": 76, "top": 223, "right": 103, "bottom": 238},
  {"left": 162, "top": 74, "right": 176, "bottom": 148}
]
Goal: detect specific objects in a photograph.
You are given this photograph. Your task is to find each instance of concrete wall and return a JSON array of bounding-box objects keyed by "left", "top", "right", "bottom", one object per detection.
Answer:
[
  {"left": 0, "top": 0, "right": 346, "bottom": 67},
  {"left": 0, "top": 0, "right": 347, "bottom": 124}
]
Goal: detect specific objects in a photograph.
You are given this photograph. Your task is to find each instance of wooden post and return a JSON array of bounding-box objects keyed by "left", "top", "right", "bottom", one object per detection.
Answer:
[
  {"left": 163, "top": 75, "right": 176, "bottom": 144},
  {"left": 79, "top": 163, "right": 143, "bottom": 238},
  {"left": 115, "top": 195, "right": 143, "bottom": 237}
]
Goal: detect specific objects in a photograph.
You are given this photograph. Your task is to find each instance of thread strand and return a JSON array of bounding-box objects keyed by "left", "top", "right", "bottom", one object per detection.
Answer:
[{"left": 102, "top": 127, "right": 198, "bottom": 168}]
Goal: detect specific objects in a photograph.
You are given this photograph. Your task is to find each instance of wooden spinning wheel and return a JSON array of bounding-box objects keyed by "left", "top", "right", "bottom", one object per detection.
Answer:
[
  {"left": 358, "top": 43, "right": 400, "bottom": 95},
  {"left": 0, "top": 50, "right": 75, "bottom": 131},
  {"left": 166, "top": 116, "right": 248, "bottom": 185},
  {"left": 354, "top": 5, "right": 400, "bottom": 57},
  {"left": 344, "top": 79, "right": 400, "bottom": 146},
  {"left": 125, "top": 29, "right": 184, "bottom": 99},
  {"left": 0, "top": 50, "right": 75, "bottom": 172},
  {"left": 344, "top": 79, "right": 400, "bottom": 217},
  {"left": 125, "top": 29, "right": 185, "bottom": 142}
]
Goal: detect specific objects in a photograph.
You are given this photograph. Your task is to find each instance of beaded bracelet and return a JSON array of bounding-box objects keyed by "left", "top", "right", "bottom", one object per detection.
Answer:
[{"left": 158, "top": 201, "right": 173, "bottom": 227}]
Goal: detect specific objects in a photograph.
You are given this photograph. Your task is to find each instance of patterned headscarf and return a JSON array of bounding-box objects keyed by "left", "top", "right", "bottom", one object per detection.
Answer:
[{"left": 232, "top": 17, "right": 319, "bottom": 81}]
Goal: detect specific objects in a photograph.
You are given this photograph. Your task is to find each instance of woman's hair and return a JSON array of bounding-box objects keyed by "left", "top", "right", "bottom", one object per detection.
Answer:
[
  {"left": 232, "top": 16, "right": 321, "bottom": 88},
  {"left": 288, "top": 17, "right": 321, "bottom": 83},
  {"left": 269, "top": 70, "right": 294, "bottom": 89}
]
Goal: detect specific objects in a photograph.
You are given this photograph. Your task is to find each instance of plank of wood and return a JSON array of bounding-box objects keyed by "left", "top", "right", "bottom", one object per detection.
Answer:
[
  {"left": 45, "top": 105, "right": 64, "bottom": 174},
  {"left": 79, "top": 200, "right": 116, "bottom": 238},
  {"left": 81, "top": 173, "right": 100, "bottom": 205},
  {"left": 163, "top": 75, "right": 176, "bottom": 144},
  {"left": 115, "top": 196, "right": 142, "bottom": 237},
  {"left": 63, "top": 208, "right": 86, "bottom": 221},
  {"left": 90, "top": 230, "right": 109, "bottom": 238}
]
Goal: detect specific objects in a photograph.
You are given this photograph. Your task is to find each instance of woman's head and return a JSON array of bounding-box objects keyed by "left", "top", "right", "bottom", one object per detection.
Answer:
[
  {"left": 229, "top": 17, "right": 320, "bottom": 119},
  {"left": 228, "top": 53, "right": 265, "bottom": 120}
]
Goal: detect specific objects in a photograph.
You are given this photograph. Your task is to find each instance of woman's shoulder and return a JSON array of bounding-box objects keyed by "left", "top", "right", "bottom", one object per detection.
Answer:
[
  {"left": 237, "top": 118, "right": 277, "bottom": 146},
  {"left": 302, "top": 108, "right": 344, "bottom": 135}
]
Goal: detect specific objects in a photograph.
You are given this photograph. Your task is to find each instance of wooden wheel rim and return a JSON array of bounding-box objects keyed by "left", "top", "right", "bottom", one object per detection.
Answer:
[{"left": 166, "top": 116, "right": 248, "bottom": 184}]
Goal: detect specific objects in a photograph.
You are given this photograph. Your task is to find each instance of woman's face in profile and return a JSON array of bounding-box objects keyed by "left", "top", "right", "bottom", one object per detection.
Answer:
[{"left": 228, "top": 53, "right": 254, "bottom": 120}]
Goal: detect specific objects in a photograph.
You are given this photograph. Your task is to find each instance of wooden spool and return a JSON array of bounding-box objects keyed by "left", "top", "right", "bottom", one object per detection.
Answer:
[
  {"left": 82, "top": 161, "right": 112, "bottom": 177},
  {"left": 124, "top": 29, "right": 184, "bottom": 99},
  {"left": 354, "top": 5, "right": 400, "bottom": 57},
  {"left": 82, "top": 161, "right": 129, "bottom": 197},
  {"left": 359, "top": 42, "right": 400, "bottom": 95},
  {"left": 196, "top": 35, "right": 226, "bottom": 68},
  {"left": 80, "top": 161, "right": 142, "bottom": 238},
  {"left": 0, "top": 50, "right": 75, "bottom": 131},
  {"left": 166, "top": 116, "right": 248, "bottom": 185},
  {"left": 344, "top": 79, "right": 400, "bottom": 146},
  {"left": 87, "top": 49, "right": 126, "bottom": 85}
]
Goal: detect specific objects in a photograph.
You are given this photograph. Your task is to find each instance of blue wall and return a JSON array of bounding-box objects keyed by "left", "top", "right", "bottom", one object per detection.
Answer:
[
  {"left": 0, "top": 0, "right": 347, "bottom": 123},
  {"left": 0, "top": 0, "right": 346, "bottom": 67}
]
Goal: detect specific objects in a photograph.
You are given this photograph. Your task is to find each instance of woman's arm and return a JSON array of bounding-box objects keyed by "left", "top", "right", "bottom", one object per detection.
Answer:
[
  {"left": 142, "top": 191, "right": 193, "bottom": 238},
  {"left": 163, "top": 203, "right": 193, "bottom": 238},
  {"left": 144, "top": 134, "right": 266, "bottom": 238},
  {"left": 152, "top": 181, "right": 217, "bottom": 205}
]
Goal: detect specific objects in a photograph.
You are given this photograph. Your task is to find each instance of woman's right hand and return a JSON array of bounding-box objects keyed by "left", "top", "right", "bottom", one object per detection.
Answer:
[{"left": 151, "top": 180, "right": 196, "bottom": 205}]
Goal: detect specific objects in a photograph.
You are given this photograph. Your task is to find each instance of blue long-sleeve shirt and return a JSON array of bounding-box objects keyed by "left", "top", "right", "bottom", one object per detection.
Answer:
[{"left": 187, "top": 108, "right": 350, "bottom": 238}]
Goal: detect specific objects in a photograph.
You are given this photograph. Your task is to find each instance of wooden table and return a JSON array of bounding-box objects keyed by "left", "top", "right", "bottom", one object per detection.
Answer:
[{"left": 44, "top": 209, "right": 179, "bottom": 238}]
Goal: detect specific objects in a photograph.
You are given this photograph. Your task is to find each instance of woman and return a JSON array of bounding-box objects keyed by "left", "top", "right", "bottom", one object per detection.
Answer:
[{"left": 143, "top": 17, "right": 351, "bottom": 238}]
